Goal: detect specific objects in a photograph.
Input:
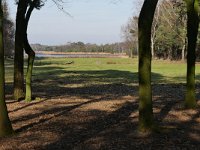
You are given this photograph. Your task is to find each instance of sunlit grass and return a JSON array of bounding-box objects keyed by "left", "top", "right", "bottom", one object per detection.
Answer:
[{"left": 5, "top": 57, "right": 200, "bottom": 84}]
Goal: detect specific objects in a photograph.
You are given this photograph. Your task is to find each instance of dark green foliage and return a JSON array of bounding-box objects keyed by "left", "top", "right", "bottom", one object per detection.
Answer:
[
  {"left": 153, "top": 0, "right": 187, "bottom": 60},
  {"left": 122, "top": 0, "right": 187, "bottom": 60},
  {"left": 31, "top": 42, "right": 126, "bottom": 54}
]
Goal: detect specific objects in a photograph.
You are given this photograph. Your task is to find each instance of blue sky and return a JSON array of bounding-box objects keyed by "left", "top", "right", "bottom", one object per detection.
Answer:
[{"left": 8, "top": 0, "right": 141, "bottom": 45}]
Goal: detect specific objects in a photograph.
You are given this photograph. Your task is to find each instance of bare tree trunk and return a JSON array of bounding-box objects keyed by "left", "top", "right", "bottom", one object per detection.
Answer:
[
  {"left": 24, "top": 35, "right": 35, "bottom": 102},
  {"left": 14, "top": 0, "right": 27, "bottom": 101},
  {"left": 185, "top": 0, "right": 199, "bottom": 108},
  {"left": 151, "top": 3, "right": 160, "bottom": 60},
  {"left": 24, "top": 2, "right": 35, "bottom": 102},
  {"left": 181, "top": 44, "right": 185, "bottom": 61},
  {"left": 138, "top": 0, "right": 158, "bottom": 132},
  {"left": 14, "top": 35, "right": 24, "bottom": 101},
  {"left": 0, "top": 1, "right": 13, "bottom": 136},
  {"left": 151, "top": 38, "right": 155, "bottom": 58}
]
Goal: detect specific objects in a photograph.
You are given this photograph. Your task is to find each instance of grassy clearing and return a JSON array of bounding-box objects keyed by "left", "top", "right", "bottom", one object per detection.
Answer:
[
  {"left": 5, "top": 57, "right": 200, "bottom": 84},
  {"left": 3, "top": 58, "right": 200, "bottom": 149}
]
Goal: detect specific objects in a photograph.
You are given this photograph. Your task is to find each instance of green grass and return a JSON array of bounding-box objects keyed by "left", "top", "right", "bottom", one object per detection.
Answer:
[{"left": 5, "top": 57, "right": 200, "bottom": 84}]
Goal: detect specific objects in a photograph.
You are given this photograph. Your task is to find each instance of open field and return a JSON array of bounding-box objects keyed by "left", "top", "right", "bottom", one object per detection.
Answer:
[
  {"left": 1, "top": 58, "right": 200, "bottom": 149},
  {"left": 35, "top": 51, "right": 129, "bottom": 58},
  {"left": 5, "top": 57, "right": 200, "bottom": 84}
]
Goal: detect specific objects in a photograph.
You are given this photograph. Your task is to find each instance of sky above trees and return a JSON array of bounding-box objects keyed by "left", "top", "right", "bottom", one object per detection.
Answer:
[{"left": 8, "top": 0, "right": 141, "bottom": 45}]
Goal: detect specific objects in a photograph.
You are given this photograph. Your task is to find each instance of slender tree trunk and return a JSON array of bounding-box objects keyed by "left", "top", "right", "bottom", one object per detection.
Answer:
[
  {"left": 182, "top": 44, "right": 185, "bottom": 61},
  {"left": 0, "top": 1, "right": 13, "bottom": 136},
  {"left": 185, "top": 0, "right": 199, "bottom": 108},
  {"left": 14, "top": 34, "right": 24, "bottom": 101},
  {"left": 138, "top": 0, "right": 158, "bottom": 132},
  {"left": 14, "top": 0, "right": 27, "bottom": 101},
  {"left": 151, "top": 38, "right": 155, "bottom": 58},
  {"left": 24, "top": 3, "right": 35, "bottom": 102},
  {"left": 151, "top": 4, "right": 160, "bottom": 60},
  {"left": 24, "top": 35, "right": 35, "bottom": 102}
]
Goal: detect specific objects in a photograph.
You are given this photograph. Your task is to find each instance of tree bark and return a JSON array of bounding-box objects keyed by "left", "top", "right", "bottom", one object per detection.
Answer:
[
  {"left": 0, "top": 1, "right": 13, "bottom": 136},
  {"left": 185, "top": 0, "right": 199, "bottom": 108},
  {"left": 24, "top": 35, "right": 35, "bottom": 102},
  {"left": 14, "top": 0, "right": 27, "bottom": 101},
  {"left": 24, "top": 3, "right": 35, "bottom": 102},
  {"left": 138, "top": 0, "right": 158, "bottom": 132}
]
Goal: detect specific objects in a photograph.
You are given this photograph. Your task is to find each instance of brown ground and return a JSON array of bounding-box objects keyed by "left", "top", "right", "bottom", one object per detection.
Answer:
[{"left": 1, "top": 83, "right": 200, "bottom": 150}]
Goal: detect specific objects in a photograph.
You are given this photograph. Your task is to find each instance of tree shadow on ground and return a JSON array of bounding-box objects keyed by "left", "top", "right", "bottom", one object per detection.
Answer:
[
  {"left": 4, "top": 86, "right": 200, "bottom": 149},
  {"left": 36, "top": 83, "right": 200, "bottom": 149},
  {"left": 5, "top": 66, "right": 165, "bottom": 99},
  {"left": 3, "top": 64, "right": 200, "bottom": 149},
  {"left": 30, "top": 66, "right": 166, "bottom": 99}
]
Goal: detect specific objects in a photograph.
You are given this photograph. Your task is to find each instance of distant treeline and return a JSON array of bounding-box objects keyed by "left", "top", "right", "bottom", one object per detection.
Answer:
[{"left": 31, "top": 42, "right": 135, "bottom": 57}]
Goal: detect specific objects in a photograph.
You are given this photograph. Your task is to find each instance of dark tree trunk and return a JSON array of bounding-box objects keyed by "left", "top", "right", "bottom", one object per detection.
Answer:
[
  {"left": 185, "top": 0, "right": 199, "bottom": 108},
  {"left": 138, "top": 0, "right": 158, "bottom": 132},
  {"left": 24, "top": 35, "right": 35, "bottom": 102},
  {"left": 0, "top": 1, "right": 13, "bottom": 136},
  {"left": 24, "top": 3, "right": 35, "bottom": 102},
  {"left": 14, "top": 0, "right": 27, "bottom": 101}
]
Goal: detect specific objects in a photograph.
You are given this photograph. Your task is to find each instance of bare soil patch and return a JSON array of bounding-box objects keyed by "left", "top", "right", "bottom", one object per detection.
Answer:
[{"left": 0, "top": 83, "right": 200, "bottom": 149}]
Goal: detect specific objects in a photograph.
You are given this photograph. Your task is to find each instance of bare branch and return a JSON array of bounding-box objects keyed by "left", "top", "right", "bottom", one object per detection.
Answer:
[{"left": 51, "top": 0, "right": 72, "bottom": 17}]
